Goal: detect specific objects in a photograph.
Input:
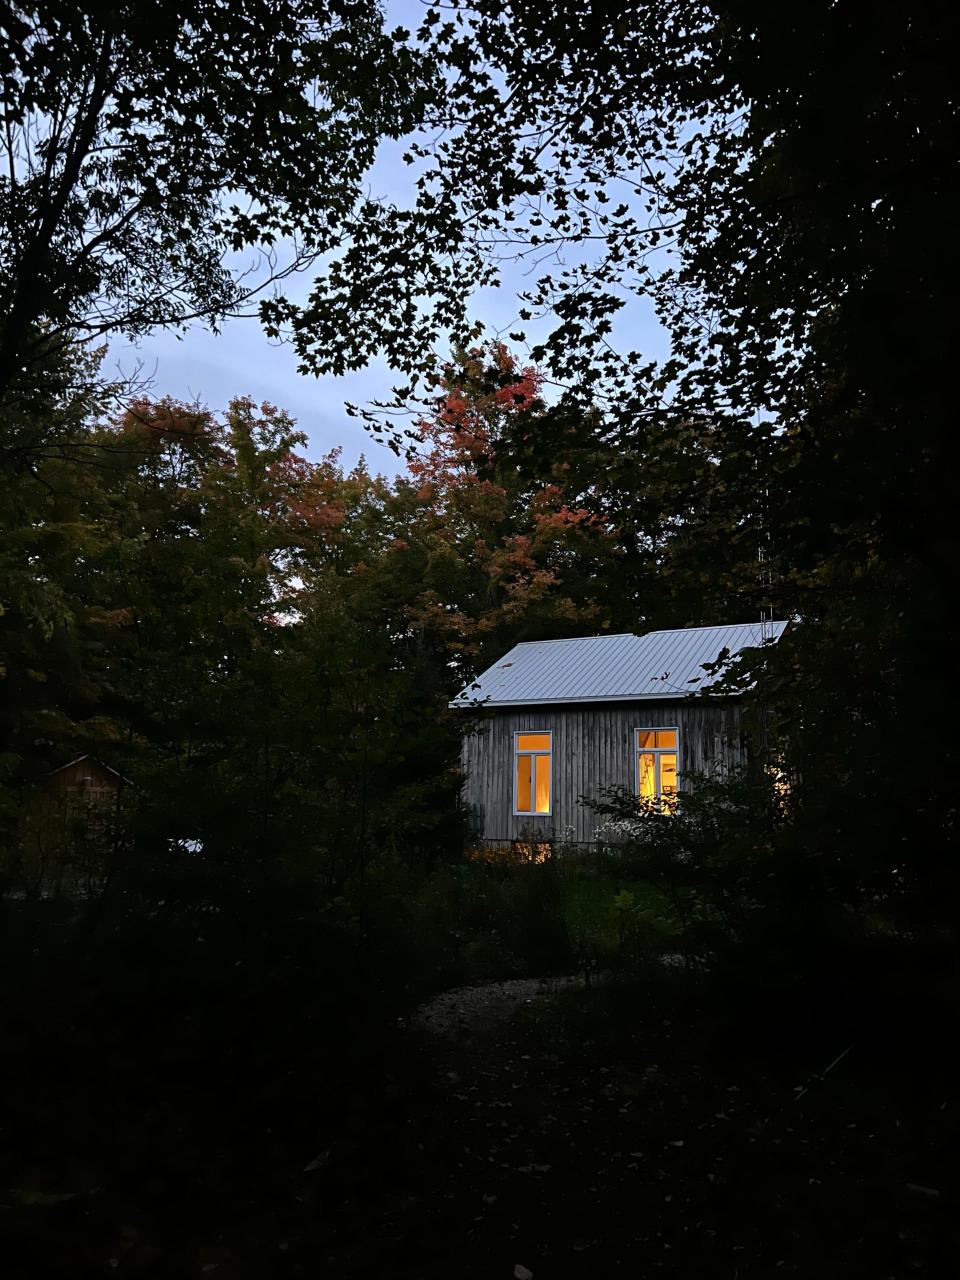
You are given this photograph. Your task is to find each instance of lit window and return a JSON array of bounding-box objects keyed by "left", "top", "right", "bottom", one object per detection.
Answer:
[
  {"left": 514, "top": 731, "right": 551, "bottom": 815},
  {"left": 636, "top": 728, "right": 679, "bottom": 809}
]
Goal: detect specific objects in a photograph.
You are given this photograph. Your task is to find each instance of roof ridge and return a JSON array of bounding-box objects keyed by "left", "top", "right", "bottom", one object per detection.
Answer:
[
  {"left": 643, "top": 621, "right": 788, "bottom": 636},
  {"left": 513, "top": 632, "right": 639, "bottom": 646},
  {"left": 514, "top": 622, "right": 788, "bottom": 647}
]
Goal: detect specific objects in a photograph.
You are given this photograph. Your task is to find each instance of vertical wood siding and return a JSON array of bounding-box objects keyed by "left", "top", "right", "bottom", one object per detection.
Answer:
[
  {"left": 460, "top": 701, "right": 744, "bottom": 844},
  {"left": 47, "top": 758, "right": 121, "bottom": 799}
]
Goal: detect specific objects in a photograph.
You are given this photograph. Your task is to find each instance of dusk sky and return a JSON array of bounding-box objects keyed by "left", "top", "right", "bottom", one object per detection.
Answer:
[
  {"left": 110, "top": 251, "right": 668, "bottom": 474},
  {"left": 109, "top": 0, "right": 670, "bottom": 472}
]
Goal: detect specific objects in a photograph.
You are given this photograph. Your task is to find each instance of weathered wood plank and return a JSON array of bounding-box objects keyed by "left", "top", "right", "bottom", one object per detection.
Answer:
[{"left": 460, "top": 700, "right": 747, "bottom": 844}]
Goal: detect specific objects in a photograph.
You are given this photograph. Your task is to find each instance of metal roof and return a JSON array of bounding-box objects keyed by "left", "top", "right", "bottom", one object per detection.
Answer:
[
  {"left": 450, "top": 621, "right": 788, "bottom": 708},
  {"left": 46, "top": 754, "right": 134, "bottom": 785}
]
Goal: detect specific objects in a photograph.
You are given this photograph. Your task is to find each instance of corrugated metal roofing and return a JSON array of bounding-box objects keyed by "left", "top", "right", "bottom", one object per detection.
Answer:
[{"left": 450, "top": 621, "right": 788, "bottom": 708}]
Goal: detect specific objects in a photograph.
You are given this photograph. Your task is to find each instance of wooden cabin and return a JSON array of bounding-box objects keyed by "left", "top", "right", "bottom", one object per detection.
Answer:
[
  {"left": 46, "top": 754, "right": 128, "bottom": 807},
  {"left": 35, "top": 754, "right": 131, "bottom": 844},
  {"left": 451, "top": 622, "right": 787, "bottom": 849},
  {"left": 14, "top": 755, "right": 133, "bottom": 895}
]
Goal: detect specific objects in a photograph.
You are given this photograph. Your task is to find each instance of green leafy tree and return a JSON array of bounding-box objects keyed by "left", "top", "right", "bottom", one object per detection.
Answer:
[{"left": 0, "top": 0, "right": 431, "bottom": 447}]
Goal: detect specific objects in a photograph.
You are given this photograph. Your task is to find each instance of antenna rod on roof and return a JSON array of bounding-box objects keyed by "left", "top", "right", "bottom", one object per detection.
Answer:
[{"left": 757, "top": 474, "right": 773, "bottom": 644}]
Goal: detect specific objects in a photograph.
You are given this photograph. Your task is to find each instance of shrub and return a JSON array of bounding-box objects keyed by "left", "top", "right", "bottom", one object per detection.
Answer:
[
  {"left": 587, "top": 770, "right": 792, "bottom": 966},
  {"left": 364, "top": 856, "right": 575, "bottom": 990}
]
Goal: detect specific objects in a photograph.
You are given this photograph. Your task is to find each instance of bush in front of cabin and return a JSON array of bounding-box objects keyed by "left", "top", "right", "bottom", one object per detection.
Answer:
[
  {"left": 364, "top": 855, "right": 575, "bottom": 989},
  {"left": 587, "top": 770, "right": 795, "bottom": 968}
]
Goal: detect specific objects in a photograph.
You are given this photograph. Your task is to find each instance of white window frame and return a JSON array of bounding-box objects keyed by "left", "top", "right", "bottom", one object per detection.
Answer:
[
  {"left": 513, "top": 729, "right": 553, "bottom": 817},
  {"left": 634, "top": 726, "right": 681, "bottom": 803}
]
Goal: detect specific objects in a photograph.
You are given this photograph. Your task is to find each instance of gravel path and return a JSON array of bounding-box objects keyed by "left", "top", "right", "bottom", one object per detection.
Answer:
[{"left": 410, "top": 974, "right": 588, "bottom": 1043}]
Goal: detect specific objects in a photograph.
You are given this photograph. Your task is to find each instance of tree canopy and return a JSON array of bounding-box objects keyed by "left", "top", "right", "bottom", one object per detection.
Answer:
[{"left": 0, "top": 0, "right": 429, "bottom": 443}]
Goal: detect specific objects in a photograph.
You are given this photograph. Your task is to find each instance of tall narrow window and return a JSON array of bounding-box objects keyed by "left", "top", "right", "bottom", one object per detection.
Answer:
[
  {"left": 514, "top": 731, "right": 552, "bottom": 815},
  {"left": 636, "top": 728, "right": 679, "bottom": 809}
]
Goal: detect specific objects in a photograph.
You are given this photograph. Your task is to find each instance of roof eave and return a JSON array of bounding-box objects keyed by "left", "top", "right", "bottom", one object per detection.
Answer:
[{"left": 449, "top": 689, "right": 745, "bottom": 709}]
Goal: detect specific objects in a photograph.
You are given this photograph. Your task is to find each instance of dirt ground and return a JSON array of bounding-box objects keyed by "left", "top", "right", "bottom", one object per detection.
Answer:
[
  {"left": 309, "top": 976, "right": 959, "bottom": 1279},
  {"left": 3, "top": 970, "right": 956, "bottom": 1279}
]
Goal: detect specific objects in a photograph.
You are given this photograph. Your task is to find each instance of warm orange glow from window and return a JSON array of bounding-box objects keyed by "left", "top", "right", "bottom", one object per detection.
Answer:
[
  {"left": 515, "top": 731, "right": 551, "bottom": 815},
  {"left": 639, "top": 752, "right": 657, "bottom": 800},
  {"left": 517, "top": 755, "right": 532, "bottom": 811},
  {"left": 467, "top": 842, "right": 552, "bottom": 865},
  {"left": 637, "top": 728, "right": 680, "bottom": 812},
  {"left": 765, "top": 763, "right": 791, "bottom": 799},
  {"left": 534, "top": 753, "right": 550, "bottom": 813},
  {"left": 660, "top": 753, "right": 677, "bottom": 794},
  {"left": 514, "top": 840, "right": 553, "bottom": 863}
]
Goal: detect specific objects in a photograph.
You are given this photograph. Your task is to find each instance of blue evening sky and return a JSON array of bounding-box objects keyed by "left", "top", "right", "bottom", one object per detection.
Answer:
[{"left": 109, "top": 2, "right": 668, "bottom": 472}]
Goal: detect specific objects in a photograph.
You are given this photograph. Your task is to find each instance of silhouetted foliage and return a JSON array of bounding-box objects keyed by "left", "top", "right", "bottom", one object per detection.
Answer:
[{"left": 0, "top": 4, "right": 956, "bottom": 1273}]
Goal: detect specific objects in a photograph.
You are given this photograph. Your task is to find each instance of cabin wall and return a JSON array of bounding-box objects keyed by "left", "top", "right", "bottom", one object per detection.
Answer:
[
  {"left": 47, "top": 759, "right": 120, "bottom": 803},
  {"left": 460, "top": 700, "right": 744, "bottom": 845}
]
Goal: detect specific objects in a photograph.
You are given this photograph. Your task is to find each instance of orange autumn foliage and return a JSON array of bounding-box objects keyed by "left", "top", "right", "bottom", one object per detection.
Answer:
[{"left": 400, "top": 344, "right": 619, "bottom": 667}]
